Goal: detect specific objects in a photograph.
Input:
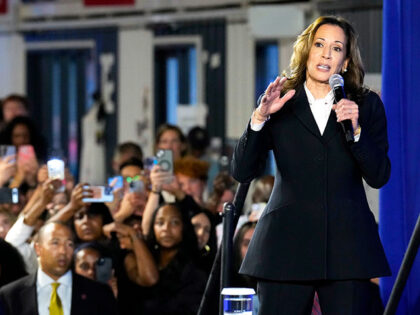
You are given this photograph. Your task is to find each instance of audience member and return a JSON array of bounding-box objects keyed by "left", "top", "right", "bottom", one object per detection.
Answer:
[
  {"left": 0, "top": 94, "right": 29, "bottom": 131},
  {"left": 112, "top": 142, "right": 144, "bottom": 175},
  {"left": 187, "top": 126, "right": 220, "bottom": 191},
  {"left": 0, "top": 209, "right": 15, "bottom": 239},
  {"left": 0, "top": 239, "right": 27, "bottom": 288},
  {"left": 5, "top": 178, "right": 61, "bottom": 273},
  {"left": 155, "top": 124, "right": 187, "bottom": 161},
  {"left": 206, "top": 171, "right": 236, "bottom": 215},
  {"left": 0, "top": 222, "right": 117, "bottom": 315},
  {"left": 140, "top": 203, "right": 206, "bottom": 314},
  {"left": 174, "top": 155, "right": 209, "bottom": 207},
  {"left": 191, "top": 209, "right": 217, "bottom": 274},
  {"left": 0, "top": 116, "right": 47, "bottom": 162}
]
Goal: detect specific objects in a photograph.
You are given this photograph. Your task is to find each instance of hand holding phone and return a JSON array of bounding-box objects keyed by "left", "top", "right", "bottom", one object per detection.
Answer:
[
  {"left": 82, "top": 185, "right": 114, "bottom": 203},
  {"left": 155, "top": 149, "right": 173, "bottom": 174},
  {"left": 95, "top": 257, "right": 113, "bottom": 283},
  {"left": 0, "top": 187, "right": 19, "bottom": 204},
  {"left": 0, "top": 145, "right": 16, "bottom": 163}
]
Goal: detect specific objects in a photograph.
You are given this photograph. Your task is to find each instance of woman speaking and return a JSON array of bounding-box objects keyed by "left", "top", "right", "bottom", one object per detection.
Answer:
[{"left": 231, "top": 16, "right": 391, "bottom": 314}]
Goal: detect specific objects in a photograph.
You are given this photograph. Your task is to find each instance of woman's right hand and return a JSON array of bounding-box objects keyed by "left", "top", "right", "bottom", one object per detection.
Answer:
[
  {"left": 0, "top": 155, "right": 16, "bottom": 186},
  {"left": 253, "top": 76, "right": 296, "bottom": 123},
  {"left": 150, "top": 165, "right": 174, "bottom": 192},
  {"left": 69, "top": 183, "right": 93, "bottom": 210}
]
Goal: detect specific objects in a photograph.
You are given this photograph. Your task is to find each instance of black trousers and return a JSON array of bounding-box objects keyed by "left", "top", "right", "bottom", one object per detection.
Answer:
[{"left": 257, "top": 279, "right": 381, "bottom": 315}]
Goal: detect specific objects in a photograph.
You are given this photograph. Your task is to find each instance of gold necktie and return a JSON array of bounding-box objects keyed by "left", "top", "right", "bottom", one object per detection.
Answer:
[{"left": 49, "top": 282, "right": 64, "bottom": 315}]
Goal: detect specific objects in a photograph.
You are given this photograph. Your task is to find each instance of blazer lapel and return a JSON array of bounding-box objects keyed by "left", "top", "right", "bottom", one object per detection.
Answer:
[
  {"left": 19, "top": 273, "right": 39, "bottom": 315},
  {"left": 322, "top": 108, "right": 340, "bottom": 143},
  {"left": 291, "top": 86, "right": 322, "bottom": 139}
]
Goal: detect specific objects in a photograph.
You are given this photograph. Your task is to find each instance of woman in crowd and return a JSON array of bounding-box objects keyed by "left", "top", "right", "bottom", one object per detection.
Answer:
[
  {"left": 232, "top": 16, "right": 391, "bottom": 314},
  {"left": 0, "top": 116, "right": 47, "bottom": 162},
  {"left": 140, "top": 203, "right": 206, "bottom": 314},
  {"left": 155, "top": 124, "right": 187, "bottom": 161},
  {"left": 191, "top": 208, "right": 217, "bottom": 274}
]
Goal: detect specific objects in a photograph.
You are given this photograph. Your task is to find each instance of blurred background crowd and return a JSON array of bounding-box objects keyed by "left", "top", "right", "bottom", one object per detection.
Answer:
[{"left": 0, "top": 94, "right": 275, "bottom": 314}]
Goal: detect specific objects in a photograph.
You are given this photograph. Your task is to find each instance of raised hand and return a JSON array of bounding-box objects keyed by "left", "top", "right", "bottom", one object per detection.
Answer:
[{"left": 253, "top": 76, "right": 296, "bottom": 123}]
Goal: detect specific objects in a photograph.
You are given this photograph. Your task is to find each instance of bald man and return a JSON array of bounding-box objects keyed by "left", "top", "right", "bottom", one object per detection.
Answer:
[{"left": 0, "top": 222, "right": 117, "bottom": 315}]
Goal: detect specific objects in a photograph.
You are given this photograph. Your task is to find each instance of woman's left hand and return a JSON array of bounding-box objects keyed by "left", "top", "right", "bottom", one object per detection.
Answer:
[{"left": 332, "top": 99, "right": 359, "bottom": 131}]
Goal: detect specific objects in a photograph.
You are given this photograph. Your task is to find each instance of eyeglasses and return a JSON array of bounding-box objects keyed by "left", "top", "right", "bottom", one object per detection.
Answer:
[{"left": 125, "top": 175, "right": 141, "bottom": 183}]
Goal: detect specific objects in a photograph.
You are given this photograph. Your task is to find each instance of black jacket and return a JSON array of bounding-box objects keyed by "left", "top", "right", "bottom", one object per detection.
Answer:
[
  {"left": 231, "top": 86, "right": 391, "bottom": 281},
  {"left": 0, "top": 272, "right": 117, "bottom": 315}
]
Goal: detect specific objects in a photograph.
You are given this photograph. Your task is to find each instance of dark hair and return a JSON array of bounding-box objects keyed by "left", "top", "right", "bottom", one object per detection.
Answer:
[
  {"left": 119, "top": 157, "right": 144, "bottom": 172},
  {"left": 72, "top": 203, "right": 113, "bottom": 243},
  {"left": 155, "top": 123, "right": 187, "bottom": 157},
  {"left": 1, "top": 94, "right": 30, "bottom": 121},
  {"left": 192, "top": 209, "right": 218, "bottom": 274},
  {"left": 114, "top": 142, "right": 143, "bottom": 163},
  {"left": 0, "top": 239, "right": 28, "bottom": 287},
  {"left": 187, "top": 126, "right": 210, "bottom": 153},
  {"left": 146, "top": 203, "right": 200, "bottom": 265},
  {"left": 283, "top": 16, "right": 367, "bottom": 102},
  {"left": 232, "top": 221, "right": 257, "bottom": 289},
  {"left": 206, "top": 171, "right": 237, "bottom": 214},
  {"left": 0, "top": 116, "right": 47, "bottom": 161}
]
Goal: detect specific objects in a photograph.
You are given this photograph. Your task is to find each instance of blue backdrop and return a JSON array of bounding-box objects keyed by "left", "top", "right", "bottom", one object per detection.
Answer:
[{"left": 380, "top": 0, "right": 420, "bottom": 314}]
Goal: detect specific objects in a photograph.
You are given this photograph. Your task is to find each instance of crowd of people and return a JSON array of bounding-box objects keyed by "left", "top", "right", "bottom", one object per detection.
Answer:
[{"left": 0, "top": 95, "right": 269, "bottom": 315}]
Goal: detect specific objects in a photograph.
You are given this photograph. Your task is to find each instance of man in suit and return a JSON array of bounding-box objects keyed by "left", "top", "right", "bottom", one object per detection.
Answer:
[{"left": 0, "top": 221, "right": 117, "bottom": 315}]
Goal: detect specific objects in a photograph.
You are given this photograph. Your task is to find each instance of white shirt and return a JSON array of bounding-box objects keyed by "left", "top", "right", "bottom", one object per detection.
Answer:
[
  {"left": 37, "top": 268, "right": 72, "bottom": 315},
  {"left": 250, "top": 82, "right": 360, "bottom": 141},
  {"left": 304, "top": 82, "right": 335, "bottom": 135},
  {"left": 5, "top": 215, "right": 38, "bottom": 274}
]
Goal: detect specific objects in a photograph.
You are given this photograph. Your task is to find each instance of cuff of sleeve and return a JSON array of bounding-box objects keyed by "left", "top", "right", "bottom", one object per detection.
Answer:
[
  {"left": 353, "top": 126, "right": 361, "bottom": 142},
  {"left": 250, "top": 119, "right": 266, "bottom": 131}
]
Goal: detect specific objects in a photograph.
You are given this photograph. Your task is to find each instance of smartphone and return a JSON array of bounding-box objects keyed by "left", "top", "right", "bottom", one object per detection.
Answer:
[
  {"left": 82, "top": 186, "right": 114, "bottom": 203},
  {"left": 0, "top": 145, "right": 16, "bottom": 163},
  {"left": 95, "top": 257, "right": 113, "bottom": 283},
  {"left": 18, "top": 145, "right": 36, "bottom": 164},
  {"left": 108, "top": 176, "right": 123, "bottom": 190},
  {"left": 47, "top": 158, "right": 65, "bottom": 180},
  {"left": 0, "top": 187, "right": 19, "bottom": 204},
  {"left": 129, "top": 179, "right": 145, "bottom": 193},
  {"left": 155, "top": 149, "right": 173, "bottom": 173}
]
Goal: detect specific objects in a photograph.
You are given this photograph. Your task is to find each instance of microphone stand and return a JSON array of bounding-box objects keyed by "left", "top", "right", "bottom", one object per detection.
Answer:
[
  {"left": 383, "top": 213, "right": 420, "bottom": 314},
  {"left": 197, "top": 182, "right": 251, "bottom": 315}
]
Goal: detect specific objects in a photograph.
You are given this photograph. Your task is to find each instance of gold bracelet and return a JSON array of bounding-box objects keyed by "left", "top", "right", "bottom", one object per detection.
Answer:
[
  {"left": 354, "top": 125, "right": 361, "bottom": 136},
  {"left": 253, "top": 109, "right": 270, "bottom": 123}
]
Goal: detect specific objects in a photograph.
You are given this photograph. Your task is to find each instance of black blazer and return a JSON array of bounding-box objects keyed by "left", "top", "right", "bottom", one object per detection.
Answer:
[
  {"left": 0, "top": 272, "right": 117, "bottom": 315},
  {"left": 231, "top": 86, "right": 391, "bottom": 281}
]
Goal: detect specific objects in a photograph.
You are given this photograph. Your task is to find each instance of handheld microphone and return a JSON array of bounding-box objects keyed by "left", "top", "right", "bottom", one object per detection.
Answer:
[{"left": 329, "top": 74, "right": 354, "bottom": 142}]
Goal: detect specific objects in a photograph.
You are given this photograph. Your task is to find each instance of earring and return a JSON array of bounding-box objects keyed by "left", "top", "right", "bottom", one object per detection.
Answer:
[
  {"left": 343, "top": 68, "right": 348, "bottom": 73},
  {"left": 154, "top": 243, "right": 159, "bottom": 250}
]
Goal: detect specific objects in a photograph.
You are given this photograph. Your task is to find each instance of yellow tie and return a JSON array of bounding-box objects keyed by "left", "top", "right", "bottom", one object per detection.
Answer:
[{"left": 49, "top": 282, "right": 64, "bottom": 315}]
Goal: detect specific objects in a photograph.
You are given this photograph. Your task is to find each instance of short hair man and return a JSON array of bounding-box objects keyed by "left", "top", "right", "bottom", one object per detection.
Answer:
[{"left": 0, "top": 221, "right": 117, "bottom": 315}]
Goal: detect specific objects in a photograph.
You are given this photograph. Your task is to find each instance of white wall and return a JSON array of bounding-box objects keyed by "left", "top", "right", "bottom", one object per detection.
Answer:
[
  {"left": 118, "top": 27, "right": 154, "bottom": 156},
  {"left": 0, "top": 33, "right": 25, "bottom": 97},
  {"left": 226, "top": 22, "right": 255, "bottom": 139}
]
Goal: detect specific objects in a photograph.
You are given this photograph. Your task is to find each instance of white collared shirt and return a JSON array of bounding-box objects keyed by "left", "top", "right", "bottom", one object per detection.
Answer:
[
  {"left": 304, "top": 82, "right": 335, "bottom": 135},
  {"left": 36, "top": 268, "right": 72, "bottom": 315}
]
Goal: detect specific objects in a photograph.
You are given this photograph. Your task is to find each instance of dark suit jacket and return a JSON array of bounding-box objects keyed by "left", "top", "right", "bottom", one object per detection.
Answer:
[
  {"left": 232, "top": 86, "right": 391, "bottom": 281},
  {"left": 0, "top": 272, "right": 117, "bottom": 315}
]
